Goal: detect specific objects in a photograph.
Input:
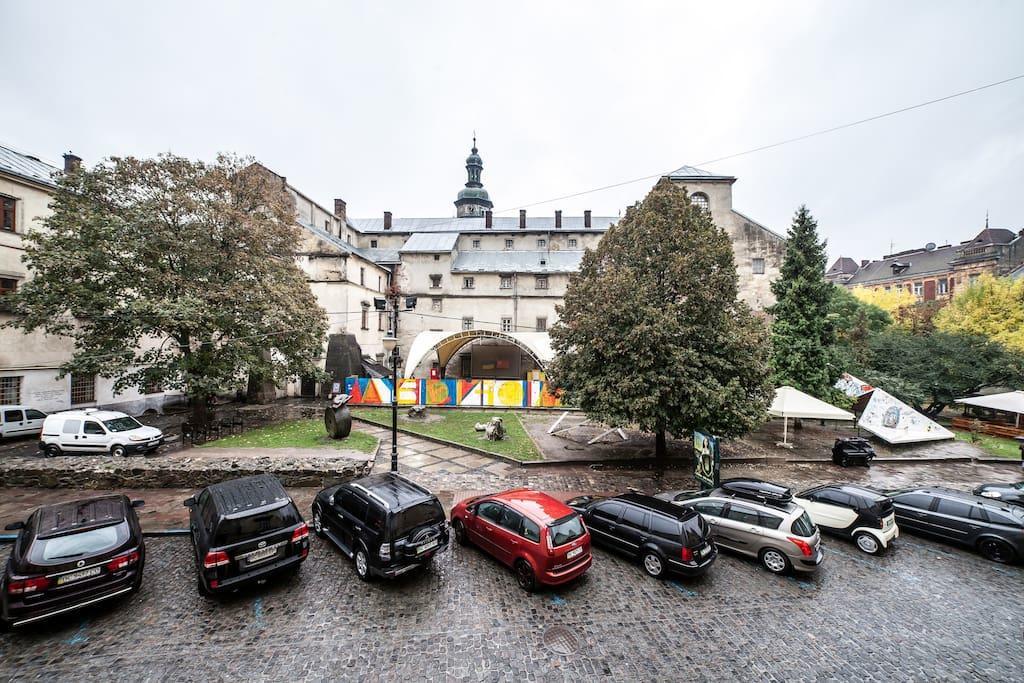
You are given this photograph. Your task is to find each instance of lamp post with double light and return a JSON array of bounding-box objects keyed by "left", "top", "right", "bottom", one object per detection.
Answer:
[{"left": 382, "top": 332, "right": 399, "bottom": 472}]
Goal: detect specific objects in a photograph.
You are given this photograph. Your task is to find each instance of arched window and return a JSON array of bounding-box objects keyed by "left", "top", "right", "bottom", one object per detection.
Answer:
[{"left": 691, "top": 192, "right": 709, "bottom": 212}]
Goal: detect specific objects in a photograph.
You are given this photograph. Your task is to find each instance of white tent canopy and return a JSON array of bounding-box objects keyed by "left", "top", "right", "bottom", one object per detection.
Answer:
[
  {"left": 955, "top": 391, "right": 1024, "bottom": 427},
  {"left": 769, "top": 386, "right": 854, "bottom": 447}
]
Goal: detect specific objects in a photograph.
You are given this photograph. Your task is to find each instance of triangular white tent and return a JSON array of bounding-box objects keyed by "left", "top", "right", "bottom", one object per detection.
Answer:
[
  {"left": 858, "top": 388, "right": 953, "bottom": 444},
  {"left": 769, "top": 386, "right": 855, "bottom": 447},
  {"left": 955, "top": 391, "right": 1024, "bottom": 428}
]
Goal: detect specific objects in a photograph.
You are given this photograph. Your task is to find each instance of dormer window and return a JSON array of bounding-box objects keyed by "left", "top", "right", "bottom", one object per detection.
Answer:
[{"left": 691, "top": 192, "right": 709, "bottom": 212}]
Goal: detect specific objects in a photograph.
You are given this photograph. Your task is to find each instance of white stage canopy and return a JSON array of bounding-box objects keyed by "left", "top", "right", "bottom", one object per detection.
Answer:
[
  {"left": 955, "top": 391, "right": 1024, "bottom": 416},
  {"left": 769, "top": 386, "right": 854, "bottom": 447},
  {"left": 402, "top": 329, "right": 554, "bottom": 378}
]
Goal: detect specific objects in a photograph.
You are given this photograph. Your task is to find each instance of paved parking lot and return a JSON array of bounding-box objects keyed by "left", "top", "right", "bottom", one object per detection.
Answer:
[{"left": 2, "top": 518, "right": 1022, "bottom": 681}]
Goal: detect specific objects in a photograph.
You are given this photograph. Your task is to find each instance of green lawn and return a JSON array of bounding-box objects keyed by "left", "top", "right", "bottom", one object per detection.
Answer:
[
  {"left": 953, "top": 429, "right": 1022, "bottom": 459},
  {"left": 352, "top": 408, "right": 541, "bottom": 461},
  {"left": 199, "top": 419, "right": 379, "bottom": 454}
]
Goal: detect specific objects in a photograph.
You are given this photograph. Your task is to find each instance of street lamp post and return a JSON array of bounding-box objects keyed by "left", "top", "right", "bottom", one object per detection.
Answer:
[{"left": 382, "top": 332, "right": 399, "bottom": 472}]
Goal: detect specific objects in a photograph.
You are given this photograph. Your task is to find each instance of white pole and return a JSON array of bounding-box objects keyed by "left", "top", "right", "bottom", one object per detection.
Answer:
[{"left": 783, "top": 416, "right": 789, "bottom": 445}]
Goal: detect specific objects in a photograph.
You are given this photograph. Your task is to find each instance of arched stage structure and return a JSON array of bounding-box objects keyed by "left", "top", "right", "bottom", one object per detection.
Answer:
[{"left": 403, "top": 329, "right": 554, "bottom": 378}]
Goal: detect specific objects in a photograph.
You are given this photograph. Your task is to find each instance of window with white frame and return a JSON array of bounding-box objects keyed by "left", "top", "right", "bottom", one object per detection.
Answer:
[
  {"left": 472, "top": 239, "right": 481, "bottom": 249},
  {"left": 752, "top": 258, "right": 765, "bottom": 275},
  {"left": 938, "top": 278, "right": 948, "bottom": 295},
  {"left": 1, "top": 195, "right": 16, "bottom": 232},
  {"left": 535, "top": 276, "right": 548, "bottom": 290},
  {"left": 431, "top": 298, "right": 442, "bottom": 312},
  {"left": 378, "top": 312, "right": 385, "bottom": 331},
  {"left": 360, "top": 307, "right": 369, "bottom": 330},
  {"left": 691, "top": 192, "right": 709, "bottom": 211},
  {"left": 0, "top": 376, "right": 22, "bottom": 404},
  {"left": 70, "top": 373, "right": 96, "bottom": 405},
  {"left": 370, "top": 239, "right": 378, "bottom": 248},
  {"left": 568, "top": 238, "right": 577, "bottom": 248},
  {"left": 501, "top": 317, "right": 513, "bottom": 332},
  {"left": 913, "top": 282, "right": 923, "bottom": 297},
  {"left": 463, "top": 276, "right": 475, "bottom": 289},
  {"left": 500, "top": 275, "right": 513, "bottom": 289},
  {"left": 504, "top": 238, "right": 514, "bottom": 250},
  {"left": 429, "top": 274, "right": 442, "bottom": 289},
  {"left": 537, "top": 238, "right": 547, "bottom": 248},
  {"left": 462, "top": 317, "right": 474, "bottom": 330},
  {"left": 536, "top": 317, "right": 547, "bottom": 332}
]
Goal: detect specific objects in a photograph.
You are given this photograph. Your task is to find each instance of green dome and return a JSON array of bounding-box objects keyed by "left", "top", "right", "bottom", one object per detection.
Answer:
[{"left": 457, "top": 186, "right": 490, "bottom": 202}]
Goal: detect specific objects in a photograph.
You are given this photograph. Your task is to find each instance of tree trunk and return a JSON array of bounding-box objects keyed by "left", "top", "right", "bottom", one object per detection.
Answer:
[
  {"left": 191, "top": 394, "right": 210, "bottom": 427},
  {"left": 655, "top": 426, "right": 667, "bottom": 460}
]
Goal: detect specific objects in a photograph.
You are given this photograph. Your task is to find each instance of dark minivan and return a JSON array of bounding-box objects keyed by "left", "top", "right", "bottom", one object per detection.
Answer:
[
  {"left": 312, "top": 472, "right": 448, "bottom": 580},
  {"left": 567, "top": 493, "right": 716, "bottom": 578},
  {"left": 2, "top": 495, "right": 145, "bottom": 630},
  {"left": 889, "top": 486, "right": 1024, "bottom": 563},
  {"left": 185, "top": 474, "right": 309, "bottom": 595}
]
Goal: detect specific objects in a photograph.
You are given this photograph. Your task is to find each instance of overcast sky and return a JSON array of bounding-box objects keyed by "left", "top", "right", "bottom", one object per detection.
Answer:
[{"left": 2, "top": 1, "right": 1022, "bottom": 263}]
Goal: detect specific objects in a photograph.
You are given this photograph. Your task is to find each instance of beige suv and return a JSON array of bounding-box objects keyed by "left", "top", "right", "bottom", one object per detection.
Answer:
[{"left": 657, "top": 479, "right": 823, "bottom": 574}]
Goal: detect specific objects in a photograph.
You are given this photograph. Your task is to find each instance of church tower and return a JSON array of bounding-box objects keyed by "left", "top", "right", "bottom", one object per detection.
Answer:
[{"left": 454, "top": 136, "right": 493, "bottom": 217}]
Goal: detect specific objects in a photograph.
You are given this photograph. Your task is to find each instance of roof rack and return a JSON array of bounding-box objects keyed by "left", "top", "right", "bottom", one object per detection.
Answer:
[
  {"left": 719, "top": 478, "right": 793, "bottom": 507},
  {"left": 351, "top": 482, "right": 391, "bottom": 510}
]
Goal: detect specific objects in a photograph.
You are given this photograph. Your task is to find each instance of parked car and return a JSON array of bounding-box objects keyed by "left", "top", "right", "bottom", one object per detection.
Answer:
[
  {"left": 832, "top": 437, "right": 875, "bottom": 467},
  {"left": 973, "top": 482, "right": 1024, "bottom": 508},
  {"left": 1, "top": 495, "right": 145, "bottom": 630},
  {"left": 567, "top": 493, "right": 717, "bottom": 578},
  {"left": 888, "top": 486, "right": 1024, "bottom": 563},
  {"left": 185, "top": 474, "right": 309, "bottom": 595},
  {"left": 311, "top": 472, "right": 448, "bottom": 581},
  {"left": 657, "top": 478, "right": 824, "bottom": 574},
  {"left": 0, "top": 406, "right": 47, "bottom": 440},
  {"left": 39, "top": 409, "right": 163, "bottom": 457},
  {"left": 450, "top": 488, "right": 591, "bottom": 592},
  {"left": 794, "top": 484, "right": 898, "bottom": 555}
]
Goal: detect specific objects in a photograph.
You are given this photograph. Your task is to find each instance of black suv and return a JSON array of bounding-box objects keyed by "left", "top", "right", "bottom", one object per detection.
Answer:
[
  {"left": 312, "top": 472, "right": 448, "bottom": 581},
  {"left": 567, "top": 493, "right": 716, "bottom": 578},
  {"left": 185, "top": 474, "right": 309, "bottom": 595},
  {"left": 2, "top": 495, "right": 145, "bottom": 630},
  {"left": 889, "top": 486, "right": 1024, "bottom": 563}
]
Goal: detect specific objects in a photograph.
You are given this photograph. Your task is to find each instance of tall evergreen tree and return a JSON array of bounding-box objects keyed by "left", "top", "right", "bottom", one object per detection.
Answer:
[
  {"left": 768, "top": 206, "right": 835, "bottom": 396},
  {"left": 547, "top": 178, "right": 773, "bottom": 459}
]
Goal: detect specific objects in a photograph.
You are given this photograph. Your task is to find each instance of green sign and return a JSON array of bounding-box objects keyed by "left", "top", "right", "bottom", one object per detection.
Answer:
[{"left": 693, "top": 430, "right": 720, "bottom": 489}]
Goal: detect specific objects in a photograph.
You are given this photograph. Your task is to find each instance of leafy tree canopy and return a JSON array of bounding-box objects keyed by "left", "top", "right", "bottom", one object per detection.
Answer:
[
  {"left": 828, "top": 284, "right": 891, "bottom": 370},
  {"left": 934, "top": 274, "right": 1024, "bottom": 353},
  {"left": 6, "top": 154, "right": 327, "bottom": 422},
  {"left": 547, "top": 178, "right": 773, "bottom": 456},
  {"left": 850, "top": 285, "right": 918, "bottom": 326}
]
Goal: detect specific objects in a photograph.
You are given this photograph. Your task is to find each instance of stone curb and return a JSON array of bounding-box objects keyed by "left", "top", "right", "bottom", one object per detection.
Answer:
[{"left": 352, "top": 417, "right": 528, "bottom": 467}]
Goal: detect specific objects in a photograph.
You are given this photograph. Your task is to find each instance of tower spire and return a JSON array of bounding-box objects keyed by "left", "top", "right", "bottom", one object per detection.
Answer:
[{"left": 454, "top": 135, "right": 493, "bottom": 217}]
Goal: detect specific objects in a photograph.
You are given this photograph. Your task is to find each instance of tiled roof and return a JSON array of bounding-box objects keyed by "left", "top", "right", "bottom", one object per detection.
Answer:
[
  {"left": 399, "top": 232, "right": 459, "bottom": 253},
  {"left": 349, "top": 215, "right": 617, "bottom": 234},
  {"left": 665, "top": 164, "right": 736, "bottom": 181},
  {"left": 961, "top": 227, "right": 1016, "bottom": 246},
  {"left": 827, "top": 257, "right": 860, "bottom": 275},
  {"left": 846, "top": 245, "right": 958, "bottom": 286},
  {"left": 450, "top": 250, "right": 585, "bottom": 274},
  {"left": 0, "top": 144, "right": 60, "bottom": 188}
]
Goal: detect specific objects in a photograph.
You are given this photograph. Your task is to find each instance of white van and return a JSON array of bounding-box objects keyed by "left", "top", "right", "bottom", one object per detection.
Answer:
[
  {"left": 40, "top": 409, "right": 164, "bottom": 457},
  {"left": 0, "top": 406, "right": 48, "bottom": 439}
]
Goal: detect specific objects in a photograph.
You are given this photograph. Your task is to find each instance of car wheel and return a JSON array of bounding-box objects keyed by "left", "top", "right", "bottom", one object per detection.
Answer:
[
  {"left": 44, "top": 444, "right": 61, "bottom": 458},
  {"left": 453, "top": 519, "right": 469, "bottom": 546},
  {"left": 759, "top": 548, "right": 791, "bottom": 574},
  {"left": 641, "top": 551, "right": 665, "bottom": 578},
  {"left": 839, "top": 456, "right": 849, "bottom": 467},
  {"left": 978, "top": 538, "right": 1016, "bottom": 564},
  {"left": 312, "top": 508, "right": 324, "bottom": 537},
  {"left": 854, "top": 532, "right": 882, "bottom": 555},
  {"left": 514, "top": 559, "right": 536, "bottom": 592},
  {"left": 354, "top": 547, "right": 372, "bottom": 581},
  {"left": 111, "top": 444, "right": 127, "bottom": 458}
]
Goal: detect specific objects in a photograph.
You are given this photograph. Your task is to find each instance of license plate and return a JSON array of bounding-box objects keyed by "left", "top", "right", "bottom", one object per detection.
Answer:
[
  {"left": 884, "top": 516, "right": 894, "bottom": 529},
  {"left": 417, "top": 539, "right": 439, "bottom": 554},
  {"left": 148, "top": 440, "right": 159, "bottom": 447},
  {"left": 57, "top": 566, "right": 101, "bottom": 585},
  {"left": 566, "top": 546, "right": 583, "bottom": 560},
  {"left": 699, "top": 545, "right": 711, "bottom": 558},
  {"left": 243, "top": 546, "right": 278, "bottom": 564}
]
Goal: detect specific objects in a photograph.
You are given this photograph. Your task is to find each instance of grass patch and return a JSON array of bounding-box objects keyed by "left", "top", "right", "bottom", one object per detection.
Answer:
[
  {"left": 953, "top": 429, "right": 1021, "bottom": 459},
  {"left": 199, "top": 419, "right": 379, "bottom": 454},
  {"left": 352, "top": 408, "right": 541, "bottom": 461}
]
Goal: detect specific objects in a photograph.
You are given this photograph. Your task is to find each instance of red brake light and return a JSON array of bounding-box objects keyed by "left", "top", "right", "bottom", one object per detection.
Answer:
[
  {"left": 203, "top": 550, "right": 230, "bottom": 569},
  {"left": 680, "top": 547, "right": 694, "bottom": 562},
  {"left": 107, "top": 550, "right": 140, "bottom": 573},
  {"left": 7, "top": 576, "right": 50, "bottom": 595},
  {"left": 788, "top": 537, "right": 814, "bottom": 557},
  {"left": 291, "top": 522, "right": 309, "bottom": 544}
]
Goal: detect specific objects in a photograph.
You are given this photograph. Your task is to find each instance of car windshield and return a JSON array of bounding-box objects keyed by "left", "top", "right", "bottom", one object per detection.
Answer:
[
  {"left": 103, "top": 416, "right": 143, "bottom": 432},
  {"left": 790, "top": 511, "right": 817, "bottom": 537},
  {"left": 34, "top": 522, "right": 127, "bottom": 562},
  {"left": 391, "top": 500, "right": 444, "bottom": 539},
  {"left": 214, "top": 503, "right": 300, "bottom": 545},
  {"left": 548, "top": 513, "right": 585, "bottom": 547}
]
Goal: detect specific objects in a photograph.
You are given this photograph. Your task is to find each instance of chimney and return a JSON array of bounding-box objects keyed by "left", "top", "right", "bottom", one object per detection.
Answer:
[
  {"left": 554, "top": 210, "right": 562, "bottom": 229},
  {"left": 383, "top": 211, "right": 392, "bottom": 230},
  {"left": 584, "top": 210, "right": 592, "bottom": 228},
  {"left": 334, "top": 199, "right": 347, "bottom": 221},
  {"left": 485, "top": 210, "right": 493, "bottom": 229},
  {"left": 861, "top": 259, "right": 869, "bottom": 268},
  {"left": 63, "top": 152, "right": 82, "bottom": 174},
  {"left": 519, "top": 209, "right": 526, "bottom": 230}
]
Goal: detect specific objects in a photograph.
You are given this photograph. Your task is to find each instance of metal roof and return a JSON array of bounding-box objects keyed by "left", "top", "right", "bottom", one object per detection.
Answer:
[
  {"left": 399, "top": 232, "right": 460, "bottom": 253},
  {"left": 349, "top": 215, "right": 617, "bottom": 234},
  {"left": 359, "top": 247, "right": 402, "bottom": 264},
  {"left": 845, "top": 244, "right": 959, "bottom": 286},
  {"left": 451, "top": 250, "right": 584, "bottom": 274},
  {"left": 665, "top": 164, "right": 735, "bottom": 181},
  {"left": 299, "top": 220, "right": 392, "bottom": 266},
  {"left": 0, "top": 144, "right": 60, "bottom": 188},
  {"left": 827, "top": 257, "right": 860, "bottom": 275}
]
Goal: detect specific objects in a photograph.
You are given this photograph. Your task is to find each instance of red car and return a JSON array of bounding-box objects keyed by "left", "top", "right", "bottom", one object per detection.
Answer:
[{"left": 450, "top": 488, "right": 592, "bottom": 591}]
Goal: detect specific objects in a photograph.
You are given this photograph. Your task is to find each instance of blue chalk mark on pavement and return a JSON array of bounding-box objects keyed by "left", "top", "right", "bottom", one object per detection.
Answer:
[
  {"left": 549, "top": 595, "right": 567, "bottom": 606},
  {"left": 252, "top": 597, "right": 265, "bottom": 628},
  {"left": 668, "top": 581, "right": 698, "bottom": 597},
  {"left": 65, "top": 619, "right": 89, "bottom": 645}
]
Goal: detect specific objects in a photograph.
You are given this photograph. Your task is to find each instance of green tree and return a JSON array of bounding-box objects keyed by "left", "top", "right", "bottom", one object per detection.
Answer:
[
  {"left": 547, "top": 178, "right": 773, "bottom": 459},
  {"left": 6, "top": 154, "right": 327, "bottom": 424},
  {"left": 828, "top": 284, "right": 891, "bottom": 370},
  {"left": 934, "top": 274, "right": 1024, "bottom": 353},
  {"left": 767, "top": 206, "right": 835, "bottom": 397}
]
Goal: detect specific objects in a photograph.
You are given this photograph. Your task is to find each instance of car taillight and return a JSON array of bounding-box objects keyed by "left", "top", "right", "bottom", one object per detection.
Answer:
[
  {"left": 203, "top": 550, "right": 230, "bottom": 569},
  {"left": 291, "top": 522, "right": 309, "bottom": 543},
  {"left": 7, "top": 576, "right": 50, "bottom": 595},
  {"left": 788, "top": 537, "right": 814, "bottom": 557},
  {"left": 680, "top": 547, "right": 694, "bottom": 563},
  {"left": 107, "top": 550, "right": 140, "bottom": 572}
]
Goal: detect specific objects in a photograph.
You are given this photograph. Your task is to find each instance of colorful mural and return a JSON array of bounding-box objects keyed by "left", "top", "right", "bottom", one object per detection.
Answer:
[{"left": 343, "top": 378, "right": 562, "bottom": 407}]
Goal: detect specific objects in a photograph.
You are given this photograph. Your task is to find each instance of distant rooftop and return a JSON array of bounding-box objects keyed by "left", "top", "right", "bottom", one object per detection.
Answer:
[
  {"left": 827, "top": 257, "right": 860, "bottom": 276},
  {"left": 451, "top": 250, "right": 585, "bottom": 274},
  {"left": 400, "top": 232, "right": 460, "bottom": 253},
  {"left": 349, "top": 215, "right": 617, "bottom": 234},
  {"left": 665, "top": 164, "right": 736, "bottom": 182},
  {"left": 0, "top": 144, "right": 60, "bottom": 188}
]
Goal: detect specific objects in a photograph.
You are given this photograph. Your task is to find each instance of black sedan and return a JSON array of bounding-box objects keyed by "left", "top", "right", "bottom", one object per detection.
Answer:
[
  {"left": 2, "top": 495, "right": 145, "bottom": 630},
  {"left": 974, "top": 482, "right": 1024, "bottom": 508}
]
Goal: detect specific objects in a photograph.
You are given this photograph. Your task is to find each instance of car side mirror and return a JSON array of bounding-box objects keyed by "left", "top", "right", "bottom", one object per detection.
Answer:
[
  {"left": 131, "top": 499, "right": 145, "bottom": 508},
  {"left": 4, "top": 521, "right": 25, "bottom": 531},
  {"left": 183, "top": 496, "right": 196, "bottom": 508},
  {"left": 466, "top": 504, "right": 477, "bottom": 515}
]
